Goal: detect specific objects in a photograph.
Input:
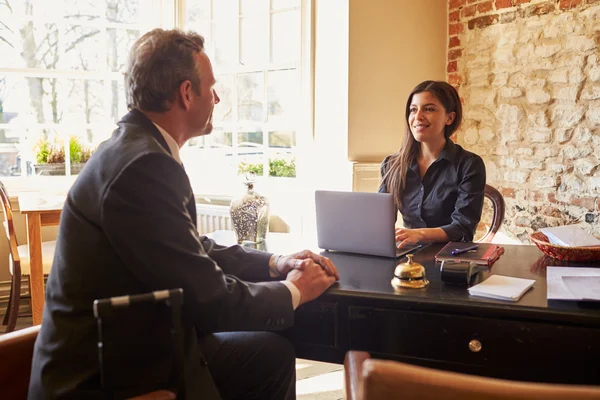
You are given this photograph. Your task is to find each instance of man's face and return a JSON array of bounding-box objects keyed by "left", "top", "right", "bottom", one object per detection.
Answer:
[{"left": 190, "top": 52, "right": 220, "bottom": 136}]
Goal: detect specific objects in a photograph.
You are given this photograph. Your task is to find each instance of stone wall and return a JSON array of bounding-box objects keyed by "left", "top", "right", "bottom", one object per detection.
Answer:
[{"left": 448, "top": 0, "right": 600, "bottom": 242}]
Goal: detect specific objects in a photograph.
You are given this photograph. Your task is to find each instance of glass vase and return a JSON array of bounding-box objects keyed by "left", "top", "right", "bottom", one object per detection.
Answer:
[{"left": 229, "top": 172, "right": 270, "bottom": 244}]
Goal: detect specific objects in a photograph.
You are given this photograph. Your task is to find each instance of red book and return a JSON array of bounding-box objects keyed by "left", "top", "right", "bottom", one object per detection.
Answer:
[{"left": 435, "top": 242, "right": 505, "bottom": 266}]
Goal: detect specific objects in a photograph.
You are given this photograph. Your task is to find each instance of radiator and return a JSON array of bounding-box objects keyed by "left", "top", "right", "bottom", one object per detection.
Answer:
[{"left": 196, "top": 204, "right": 232, "bottom": 235}]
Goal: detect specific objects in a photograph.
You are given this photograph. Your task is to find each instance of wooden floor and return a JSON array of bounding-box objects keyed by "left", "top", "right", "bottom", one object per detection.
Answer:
[{"left": 1, "top": 311, "right": 345, "bottom": 399}]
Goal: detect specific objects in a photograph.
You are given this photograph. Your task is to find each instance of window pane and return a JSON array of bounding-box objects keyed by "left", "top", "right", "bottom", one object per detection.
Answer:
[
  {"left": 238, "top": 152, "right": 265, "bottom": 176},
  {"left": 272, "top": 0, "right": 300, "bottom": 10},
  {"left": 107, "top": 28, "right": 141, "bottom": 72},
  {"left": 0, "top": 128, "right": 22, "bottom": 177},
  {"left": 214, "top": 21, "right": 237, "bottom": 69},
  {"left": 213, "top": 0, "right": 237, "bottom": 21},
  {"left": 214, "top": 75, "right": 234, "bottom": 124},
  {"left": 187, "top": 21, "right": 211, "bottom": 42},
  {"left": 268, "top": 131, "right": 295, "bottom": 148},
  {"left": 186, "top": 0, "right": 211, "bottom": 22},
  {"left": 237, "top": 72, "right": 264, "bottom": 122},
  {"left": 61, "top": 79, "right": 106, "bottom": 124},
  {"left": 105, "top": 0, "right": 141, "bottom": 24},
  {"left": 211, "top": 130, "right": 233, "bottom": 148},
  {"left": 20, "top": 23, "right": 60, "bottom": 71},
  {"left": 271, "top": 10, "right": 299, "bottom": 64},
  {"left": 267, "top": 69, "right": 299, "bottom": 124},
  {"left": 241, "top": 0, "right": 266, "bottom": 16},
  {"left": 238, "top": 131, "right": 263, "bottom": 147},
  {"left": 64, "top": 0, "right": 102, "bottom": 21},
  {"left": 240, "top": 17, "right": 268, "bottom": 66},
  {"left": 60, "top": 25, "right": 103, "bottom": 71},
  {"left": 108, "top": 78, "right": 127, "bottom": 123}
]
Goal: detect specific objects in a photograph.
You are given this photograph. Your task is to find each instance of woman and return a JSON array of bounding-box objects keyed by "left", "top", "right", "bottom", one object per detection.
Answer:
[{"left": 379, "top": 80, "right": 486, "bottom": 247}]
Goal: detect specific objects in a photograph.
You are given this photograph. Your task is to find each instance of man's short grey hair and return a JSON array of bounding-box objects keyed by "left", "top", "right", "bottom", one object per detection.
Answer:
[{"left": 125, "top": 29, "right": 205, "bottom": 113}]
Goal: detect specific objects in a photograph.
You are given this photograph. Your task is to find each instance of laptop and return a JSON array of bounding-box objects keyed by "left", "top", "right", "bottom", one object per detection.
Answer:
[{"left": 315, "top": 190, "right": 423, "bottom": 258}]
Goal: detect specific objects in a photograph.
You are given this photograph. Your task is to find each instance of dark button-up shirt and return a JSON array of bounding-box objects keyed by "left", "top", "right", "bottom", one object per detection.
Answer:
[{"left": 379, "top": 140, "right": 486, "bottom": 242}]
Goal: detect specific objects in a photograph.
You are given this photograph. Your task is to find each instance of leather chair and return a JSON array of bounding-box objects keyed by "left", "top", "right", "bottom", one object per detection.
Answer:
[
  {"left": 0, "top": 182, "right": 57, "bottom": 332},
  {"left": 345, "top": 351, "right": 600, "bottom": 400},
  {"left": 0, "top": 325, "right": 176, "bottom": 400},
  {"left": 476, "top": 184, "right": 505, "bottom": 244}
]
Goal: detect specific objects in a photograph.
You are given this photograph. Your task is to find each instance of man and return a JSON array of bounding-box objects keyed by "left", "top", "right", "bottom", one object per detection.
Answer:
[{"left": 29, "top": 29, "right": 339, "bottom": 399}]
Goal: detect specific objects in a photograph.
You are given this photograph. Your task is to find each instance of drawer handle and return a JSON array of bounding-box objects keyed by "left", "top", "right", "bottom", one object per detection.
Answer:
[{"left": 469, "top": 339, "right": 482, "bottom": 353}]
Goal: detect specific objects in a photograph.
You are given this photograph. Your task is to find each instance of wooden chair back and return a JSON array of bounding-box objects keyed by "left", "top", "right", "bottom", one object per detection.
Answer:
[
  {"left": 345, "top": 351, "right": 600, "bottom": 400},
  {"left": 477, "top": 184, "right": 505, "bottom": 243}
]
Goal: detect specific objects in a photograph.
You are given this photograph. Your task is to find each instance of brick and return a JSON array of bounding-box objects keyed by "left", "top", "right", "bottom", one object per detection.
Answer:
[
  {"left": 477, "top": 1, "right": 494, "bottom": 13},
  {"left": 501, "top": 188, "right": 516, "bottom": 198},
  {"left": 447, "top": 61, "right": 458, "bottom": 73},
  {"left": 468, "top": 14, "right": 499, "bottom": 29},
  {"left": 448, "top": 48, "right": 463, "bottom": 61},
  {"left": 449, "top": 23, "right": 465, "bottom": 35},
  {"left": 548, "top": 193, "right": 558, "bottom": 203},
  {"left": 448, "top": 73, "right": 463, "bottom": 86},
  {"left": 467, "top": 0, "right": 482, "bottom": 3},
  {"left": 514, "top": 0, "right": 531, "bottom": 4},
  {"left": 495, "top": 0, "right": 513, "bottom": 8},
  {"left": 570, "top": 196, "right": 595, "bottom": 211},
  {"left": 449, "top": 10, "right": 460, "bottom": 22},
  {"left": 462, "top": 5, "right": 477, "bottom": 17},
  {"left": 521, "top": 1, "right": 555, "bottom": 17},
  {"left": 499, "top": 10, "right": 518, "bottom": 23},
  {"left": 450, "top": 0, "right": 467, "bottom": 9},
  {"left": 541, "top": 206, "right": 563, "bottom": 218},
  {"left": 449, "top": 36, "right": 461, "bottom": 48},
  {"left": 560, "top": 0, "right": 584, "bottom": 9}
]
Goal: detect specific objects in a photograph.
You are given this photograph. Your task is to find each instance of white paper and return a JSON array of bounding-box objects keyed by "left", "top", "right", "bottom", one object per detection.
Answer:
[
  {"left": 562, "top": 276, "right": 600, "bottom": 301},
  {"left": 540, "top": 225, "right": 600, "bottom": 247},
  {"left": 468, "top": 275, "right": 535, "bottom": 302},
  {"left": 547, "top": 267, "right": 600, "bottom": 300}
]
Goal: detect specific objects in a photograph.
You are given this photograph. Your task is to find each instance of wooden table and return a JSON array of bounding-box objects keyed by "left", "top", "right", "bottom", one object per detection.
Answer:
[
  {"left": 18, "top": 196, "right": 64, "bottom": 325},
  {"left": 210, "top": 231, "right": 600, "bottom": 384}
]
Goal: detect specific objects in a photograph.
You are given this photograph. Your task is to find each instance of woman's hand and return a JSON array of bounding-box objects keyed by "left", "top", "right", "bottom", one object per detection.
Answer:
[{"left": 395, "top": 228, "right": 425, "bottom": 248}]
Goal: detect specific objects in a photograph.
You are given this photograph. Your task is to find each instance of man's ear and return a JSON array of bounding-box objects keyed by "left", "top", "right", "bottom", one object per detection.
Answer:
[
  {"left": 179, "top": 80, "right": 193, "bottom": 111},
  {"left": 446, "top": 111, "right": 456, "bottom": 126}
]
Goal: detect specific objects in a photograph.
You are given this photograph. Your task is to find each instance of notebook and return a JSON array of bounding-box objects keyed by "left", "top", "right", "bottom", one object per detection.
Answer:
[
  {"left": 468, "top": 275, "right": 535, "bottom": 302},
  {"left": 315, "top": 190, "right": 424, "bottom": 258},
  {"left": 435, "top": 242, "right": 505, "bottom": 266}
]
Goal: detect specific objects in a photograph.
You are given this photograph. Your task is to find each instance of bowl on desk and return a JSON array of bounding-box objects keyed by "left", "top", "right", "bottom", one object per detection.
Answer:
[{"left": 529, "top": 231, "right": 600, "bottom": 262}]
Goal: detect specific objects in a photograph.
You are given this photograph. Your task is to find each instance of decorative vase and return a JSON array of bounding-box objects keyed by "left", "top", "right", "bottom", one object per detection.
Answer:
[{"left": 229, "top": 172, "right": 270, "bottom": 244}]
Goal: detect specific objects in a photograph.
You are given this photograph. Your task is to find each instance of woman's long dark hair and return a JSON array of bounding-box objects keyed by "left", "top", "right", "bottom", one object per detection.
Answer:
[{"left": 382, "top": 81, "right": 462, "bottom": 211}]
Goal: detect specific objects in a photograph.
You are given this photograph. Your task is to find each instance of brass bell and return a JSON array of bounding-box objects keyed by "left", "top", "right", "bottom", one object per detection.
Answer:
[{"left": 391, "top": 254, "right": 429, "bottom": 289}]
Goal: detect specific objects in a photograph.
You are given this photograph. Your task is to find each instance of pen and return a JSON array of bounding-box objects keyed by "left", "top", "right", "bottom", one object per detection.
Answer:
[{"left": 451, "top": 244, "right": 479, "bottom": 256}]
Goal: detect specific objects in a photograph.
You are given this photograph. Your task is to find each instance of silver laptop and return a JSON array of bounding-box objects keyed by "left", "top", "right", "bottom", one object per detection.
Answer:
[{"left": 315, "top": 190, "right": 422, "bottom": 258}]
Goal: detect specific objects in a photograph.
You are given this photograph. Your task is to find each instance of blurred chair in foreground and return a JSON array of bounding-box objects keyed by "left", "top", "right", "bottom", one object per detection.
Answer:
[{"left": 345, "top": 351, "right": 600, "bottom": 400}]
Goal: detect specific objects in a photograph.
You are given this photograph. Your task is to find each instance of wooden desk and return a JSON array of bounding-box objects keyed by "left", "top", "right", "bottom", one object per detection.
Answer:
[
  {"left": 209, "top": 231, "right": 600, "bottom": 385},
  {"left": 18, "top": 196, "right": 63, "bottom": 325}
]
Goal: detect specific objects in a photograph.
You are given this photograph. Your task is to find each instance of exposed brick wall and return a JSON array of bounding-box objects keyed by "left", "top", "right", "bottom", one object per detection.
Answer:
[{"left": 448, "top": 0, "right": 600, "bottom": 242}]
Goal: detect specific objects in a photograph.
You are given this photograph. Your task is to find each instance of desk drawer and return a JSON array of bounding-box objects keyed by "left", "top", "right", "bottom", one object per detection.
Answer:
[{"left": 348, "top": 307, "right": 600, "bottom": 383}]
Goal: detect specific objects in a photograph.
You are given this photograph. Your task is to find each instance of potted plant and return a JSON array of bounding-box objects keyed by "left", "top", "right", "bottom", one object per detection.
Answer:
[{"left": 34, "top": 136, "right": 94, "bottom": 176}]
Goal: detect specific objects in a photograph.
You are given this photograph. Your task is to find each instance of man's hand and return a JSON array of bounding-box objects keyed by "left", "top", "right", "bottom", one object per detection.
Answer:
[
  {"left": 276, "top": 250, "right": 339, "bottom": 280},
  {"left": 285, "top": 259, "right": 337, "bottom": 306}
]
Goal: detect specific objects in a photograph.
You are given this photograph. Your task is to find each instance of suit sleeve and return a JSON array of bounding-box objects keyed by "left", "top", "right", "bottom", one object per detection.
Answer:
[
  {"left": 439, "top": 155, "right": 486, "bottom": 242},
  {"left": 100, "top": 153, "right": 294, "bottom": 334}
]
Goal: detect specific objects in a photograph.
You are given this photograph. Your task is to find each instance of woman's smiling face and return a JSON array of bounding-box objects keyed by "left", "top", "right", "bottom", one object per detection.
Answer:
[{"left": 408, "top": 91, "right": 455, "bottom": 143}]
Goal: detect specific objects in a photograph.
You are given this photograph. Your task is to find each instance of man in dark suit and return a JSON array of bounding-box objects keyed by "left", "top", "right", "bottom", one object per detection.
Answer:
[{"left": 28, "top": 29, "right": 339, "bottom": 399}]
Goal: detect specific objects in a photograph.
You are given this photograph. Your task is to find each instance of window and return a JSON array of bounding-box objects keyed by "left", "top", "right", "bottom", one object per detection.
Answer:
[
  {"left": 0, "top": 0, "right": 157, "bottom": 178},
  {"left": 180, "top": 0, "right": 304, "bottom": 196}
]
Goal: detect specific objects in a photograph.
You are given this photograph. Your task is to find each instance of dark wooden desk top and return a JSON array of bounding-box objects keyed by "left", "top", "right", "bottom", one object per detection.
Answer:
[{"left": 209, "top": 231, "right": 600, "bottom": 327}]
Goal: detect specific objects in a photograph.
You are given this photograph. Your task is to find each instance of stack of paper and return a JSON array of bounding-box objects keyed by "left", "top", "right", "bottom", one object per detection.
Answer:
[
  {"left": 540, "top": 224, "right": 600, "bottom": 247},
  {"left": 547, "top": 267, "right": 600, "bottom": 301},
  {"left": 468, "top": 275, "right": 535, "bottom": 302}
]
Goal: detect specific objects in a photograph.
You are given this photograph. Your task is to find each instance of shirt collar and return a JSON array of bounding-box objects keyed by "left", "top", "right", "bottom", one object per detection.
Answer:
[
  {"left": 438, "top": 138, "right": 457, "bottom": 163},
  {"left": 152, "top": 122, "right": 181, "bottom": 164}
]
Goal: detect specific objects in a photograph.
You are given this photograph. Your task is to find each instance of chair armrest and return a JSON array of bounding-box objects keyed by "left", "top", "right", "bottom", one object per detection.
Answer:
[
  {"left": 344, "top": 351, "right": 371, "bottom": 400},
  {"left": 128, "top": 390, "right": 176, "bottom": 400}
]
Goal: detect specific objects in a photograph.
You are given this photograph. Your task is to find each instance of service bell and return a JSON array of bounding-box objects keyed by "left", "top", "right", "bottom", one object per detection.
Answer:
[{"left": 391, "top": 254, "right": 429, "bottom": 289}]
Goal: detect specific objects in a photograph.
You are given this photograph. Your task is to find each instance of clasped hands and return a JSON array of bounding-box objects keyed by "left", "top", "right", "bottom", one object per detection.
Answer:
[{"left": 278, "top": 250, "right": 339, "bottom": 306}]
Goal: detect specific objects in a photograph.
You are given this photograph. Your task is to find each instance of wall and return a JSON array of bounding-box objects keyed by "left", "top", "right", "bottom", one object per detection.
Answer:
[
  {"left": 348, "top": 0, "right": 448, "bottom": 162},
  {"left": 448, "top": 0, "right": 600, "bottom": 242}
]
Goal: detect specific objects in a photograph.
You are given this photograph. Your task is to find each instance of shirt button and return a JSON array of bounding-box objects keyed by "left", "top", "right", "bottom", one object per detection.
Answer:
[{"left": 421, "top": 187, "right": 424, "bottom": 191}]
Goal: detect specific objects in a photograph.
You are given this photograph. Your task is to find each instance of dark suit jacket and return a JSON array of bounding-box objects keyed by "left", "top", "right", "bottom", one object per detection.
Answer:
[{"left": 28, "top": 110, "right": 294, "bottom": 399}]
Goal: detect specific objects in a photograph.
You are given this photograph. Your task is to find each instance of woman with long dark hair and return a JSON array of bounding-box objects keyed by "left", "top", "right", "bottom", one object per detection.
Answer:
[{"left": 379, "top": 80, "right": 486, "bottom": 247}]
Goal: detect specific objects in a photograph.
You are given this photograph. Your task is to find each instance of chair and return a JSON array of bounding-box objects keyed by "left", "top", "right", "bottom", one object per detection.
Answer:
[
  {"left": 0, "top": 324, "right": 175, "bottom": 400},
  {"left": 344, "top": 351, "right": 600, "bottom": 400},
  {"left": 0, "top": 182, "right": 56, "bottom": 332},
  {"left": 476, "top": 184, "right": 505, "bottom": 244},
  {"left": 94, "top": 288, "right": 185, "bottom": 399}
]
